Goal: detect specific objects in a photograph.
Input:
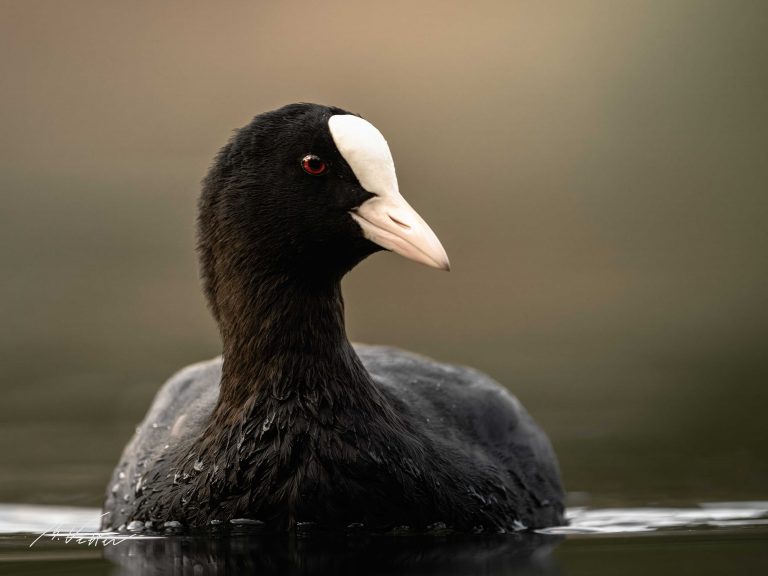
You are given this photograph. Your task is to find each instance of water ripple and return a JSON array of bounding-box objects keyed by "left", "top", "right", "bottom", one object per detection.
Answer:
[
  {"left": 539, "top": 501, "right": 768, "bottom": 534},
  {"left": 1, "top": 501, "right": 767, "bottom": 537}
]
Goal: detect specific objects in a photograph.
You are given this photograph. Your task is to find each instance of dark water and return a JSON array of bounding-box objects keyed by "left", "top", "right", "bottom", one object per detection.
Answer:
[{"left": 1, "top": 504, "right": 767, "bottom": 575}]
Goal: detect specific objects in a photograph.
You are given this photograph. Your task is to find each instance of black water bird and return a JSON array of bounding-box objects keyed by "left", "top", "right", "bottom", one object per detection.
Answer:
[{"left": 102, "top": 103, "right": 564, "bottom": 532}]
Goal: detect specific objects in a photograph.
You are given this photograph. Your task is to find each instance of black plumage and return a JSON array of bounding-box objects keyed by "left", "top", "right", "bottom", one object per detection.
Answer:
[{"left": 102, "top": 103, "right": 565, "bottom": 532}]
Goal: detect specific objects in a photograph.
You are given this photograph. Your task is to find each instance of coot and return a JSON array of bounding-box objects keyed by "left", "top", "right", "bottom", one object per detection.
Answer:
[{"left": 102, "top": 103, "right": 564, "bottom": 532}]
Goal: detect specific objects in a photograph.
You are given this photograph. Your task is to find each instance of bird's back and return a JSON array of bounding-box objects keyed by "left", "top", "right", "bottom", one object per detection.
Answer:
[{"left": 358, "top": 345, "right": 564, "bottom": 527}]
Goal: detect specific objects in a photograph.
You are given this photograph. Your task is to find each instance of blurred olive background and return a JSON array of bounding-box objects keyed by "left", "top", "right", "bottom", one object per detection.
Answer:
[{"left": 1, "top": 0, "right": 766, "bottom": 508}]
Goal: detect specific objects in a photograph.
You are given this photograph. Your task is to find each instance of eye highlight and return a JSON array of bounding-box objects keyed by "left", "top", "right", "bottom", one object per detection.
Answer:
[{"left": 301, "top": 154, "right": 328, "bottom": 176}]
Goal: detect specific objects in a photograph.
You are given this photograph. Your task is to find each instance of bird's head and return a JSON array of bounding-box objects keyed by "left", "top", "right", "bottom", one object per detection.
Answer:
[{"left": 198, "top": 103, "right": 449, "bottom": 320}]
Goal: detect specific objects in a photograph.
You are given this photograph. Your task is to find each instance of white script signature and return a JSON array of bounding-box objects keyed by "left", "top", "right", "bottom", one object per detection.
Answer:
[{"left": 29, "top": 513, "right": 138, "bottom": 547}]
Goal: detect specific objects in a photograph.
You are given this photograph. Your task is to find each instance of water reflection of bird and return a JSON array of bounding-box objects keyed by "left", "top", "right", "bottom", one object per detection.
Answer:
[
  {"left": 105, "top": 532, "right": 562, "bottom": 576},
  {"left": 102, "top": 103, "right": 565, "bottom": 533}
]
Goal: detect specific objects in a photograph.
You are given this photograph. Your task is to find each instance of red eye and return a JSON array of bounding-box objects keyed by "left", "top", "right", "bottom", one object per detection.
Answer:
[{"left": 301, "top": 154, "right": 328, "bottom": 176}]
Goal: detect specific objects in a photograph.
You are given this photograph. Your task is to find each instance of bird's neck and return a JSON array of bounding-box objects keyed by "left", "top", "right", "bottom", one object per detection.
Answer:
[{"left": 209, "top": 273, "right": 376, "bottom": 426}]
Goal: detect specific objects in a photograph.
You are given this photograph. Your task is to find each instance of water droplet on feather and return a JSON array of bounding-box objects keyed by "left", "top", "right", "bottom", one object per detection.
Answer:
[
  {"left": 134, "top": 475, "right": 144, "bottom": 496},
  {"left": 230, "top": 518, "right": 264, "bottom": 526}
]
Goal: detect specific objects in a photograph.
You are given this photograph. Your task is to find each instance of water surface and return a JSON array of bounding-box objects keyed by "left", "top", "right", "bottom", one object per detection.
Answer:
[{"left": 1, "top": 503, "right": 766, "bottom": 575}]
